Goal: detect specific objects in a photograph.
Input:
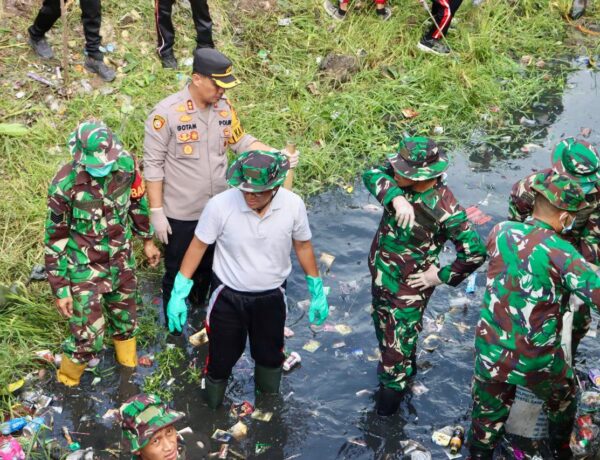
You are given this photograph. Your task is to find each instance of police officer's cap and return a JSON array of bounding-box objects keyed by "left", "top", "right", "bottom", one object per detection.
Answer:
[{"left": 193, "top": 48, "right": 240, "bottom": 89}]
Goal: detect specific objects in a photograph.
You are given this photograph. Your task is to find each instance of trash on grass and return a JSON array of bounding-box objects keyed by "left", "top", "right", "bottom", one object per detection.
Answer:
[
  {"left": 138, "top": 355, "right": 153, "bottom": 367},
  {"left": 401, "top": 108, "right": 419, "bottom": 119},
  {"left": 283, "top": 352, "right": 301, "bottom": 371},
  {"left": 277, "top": 18, "right": 292, "bottom": 26}
]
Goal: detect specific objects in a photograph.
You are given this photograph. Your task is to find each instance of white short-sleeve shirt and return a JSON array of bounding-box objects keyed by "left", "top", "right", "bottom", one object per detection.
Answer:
[{"left": 194, "top": 188, "right": 312, "bottom": 292}]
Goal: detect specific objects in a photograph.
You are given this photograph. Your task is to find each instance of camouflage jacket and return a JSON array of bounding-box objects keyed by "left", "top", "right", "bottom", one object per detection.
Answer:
[
  {"left": 475, "top": 219, "right": 600, "bottom": 386},
  {"left": 363, "top": 161, "right": 486, "bottom": 295},
  {"left": 44, "top": 154, "right": 152, "bottom": 299},
  {"left": 508, "top": 169, "right": 600, "bottom": 264}
]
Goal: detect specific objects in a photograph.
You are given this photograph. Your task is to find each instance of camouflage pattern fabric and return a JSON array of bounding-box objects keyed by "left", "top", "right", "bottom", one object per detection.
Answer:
[
  {"left": 44, "top": 145, "right": 152, "bottom": 362},
  {"left": 363, "top": 162, "right": 486, "bottom": 390},
  {"left": 118, "top": 393, "right": 184, "bottom": 453},
  {"left": 509, "top": 170, "right": 600, "bottom": 349},
  {"left": 551, "top": 137, "right": 600, "bottom": 183},
  {"left": 69, "top": 121, "right": 123, "bottom": 167},
  {"left": 469, "top": 217, "right": 600, "bottom": 449},
  {"left": 390, "top": 136, "right": 449, "bottom": 181},
  {"left": 226, "top": 150, "right": 290, "bottom": 192}
]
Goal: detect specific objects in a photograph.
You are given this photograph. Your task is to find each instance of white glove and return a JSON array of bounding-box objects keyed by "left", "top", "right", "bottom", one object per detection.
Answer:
[
  {"left": 407, "top": 265, "right": 442, "bottom": 291},
  {"left": 392, "top": 196, "right": 415, "bottom": 229},
  {"left": 281, "top": 147, "right": 300, "bottom": 169},
  {"left": 150, "top": 207, "right": 172, "bottom": 244}
]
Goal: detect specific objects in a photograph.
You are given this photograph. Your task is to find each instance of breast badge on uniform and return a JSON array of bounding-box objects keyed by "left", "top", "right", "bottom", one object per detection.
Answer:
[
  {"left": 178, "top": 132, "right": 191, "bottom": 142},
  {"left": 179, "top": 115, "right": 192, "bottom": 122},
  {"left": 152, "top": 115, "right": 166, "bottom": 131},
  {"left": 223, "top": 128, "right": 231, "bottom": 137},
  {"left": 183, "top": 145, "right": 193, "bottom": 155},
  {"left": 219, "top": 110, "right": 229, "bottom": 118},
  {"left": 191, "top": 131, "right": 199, "bottom": 141}
]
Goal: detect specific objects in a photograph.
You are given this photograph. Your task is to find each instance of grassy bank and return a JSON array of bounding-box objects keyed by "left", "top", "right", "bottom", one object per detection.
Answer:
[{"left": 0, "top": 0, "right": 599, "bottom": 409}]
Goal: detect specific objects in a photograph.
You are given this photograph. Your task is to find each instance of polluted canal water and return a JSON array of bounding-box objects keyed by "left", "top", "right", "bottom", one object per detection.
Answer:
[{"left": 24, "top": 67, "right": 600, "bottom": 459}]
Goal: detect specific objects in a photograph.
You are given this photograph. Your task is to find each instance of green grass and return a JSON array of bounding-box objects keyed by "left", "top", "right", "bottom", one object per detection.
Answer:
[{"left": 0, "top": 0, "right": 599, "bottom": 412}]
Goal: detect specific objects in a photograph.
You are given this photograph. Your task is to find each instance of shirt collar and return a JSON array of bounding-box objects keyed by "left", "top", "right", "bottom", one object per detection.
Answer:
[
  {"left": 527, "top": 216, "right": 555, "bottom": 231},
  {"left": 236, "top": 188, "right": 283, "bottom": 214}
]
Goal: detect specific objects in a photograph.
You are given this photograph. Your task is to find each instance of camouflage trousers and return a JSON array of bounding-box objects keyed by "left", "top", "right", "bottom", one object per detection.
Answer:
[
  {"left": 572, "top": 302, "right": 591, "bottom": 353},
  {"left": 64, "top": 267, "right": 138, "bottom": 364},
  {"left": 468, "top": 374, "right": 577, "bottom": 450},
  {"left": 371, "top": 284, "right": 433, "bottom": 392}
]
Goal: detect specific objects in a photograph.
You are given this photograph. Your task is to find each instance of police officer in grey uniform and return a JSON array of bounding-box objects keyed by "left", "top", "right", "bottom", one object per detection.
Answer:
[{"left": 143, "top": 48, "right": 298, "bottom": 332}]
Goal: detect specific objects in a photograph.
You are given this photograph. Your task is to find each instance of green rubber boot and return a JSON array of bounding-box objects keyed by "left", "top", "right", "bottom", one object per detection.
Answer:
[
  {"left": 254, "top": 365, "right": 282, "bottom": 394},
  {"left": 203, "top": 375, "right": 227, "bottom": 409}
]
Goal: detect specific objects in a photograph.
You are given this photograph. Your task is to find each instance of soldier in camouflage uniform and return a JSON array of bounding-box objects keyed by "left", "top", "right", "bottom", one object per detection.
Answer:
[
  {"left": 363, "top": 136, "right": 487, "bottom": 416},
  {"left": 508, "top": 138, "right": 600, "bottom": 355},
  {"left": 469, "top": 173, "right": 600, "bottom": 460},
  {"left": 118, "top": 393, "right": 185, "bottom": 459},
  {"left": 45, "top": 121, "right": 161, "bottom": 387}
]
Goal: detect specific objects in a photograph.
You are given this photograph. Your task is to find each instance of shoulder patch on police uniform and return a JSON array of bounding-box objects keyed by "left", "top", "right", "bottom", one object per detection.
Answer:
[
  {"left": 153, "top": 115, "right": 166, "bottom": 130},
  {"left": 224, "top": 100, "right": 245, "bottom": 145}
]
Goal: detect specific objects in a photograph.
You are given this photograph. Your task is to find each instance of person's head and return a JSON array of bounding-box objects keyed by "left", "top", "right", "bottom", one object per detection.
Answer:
[
  {"left": 226, "top": 150, "right": 290, "bottom": 212},
  {"left": 389, "top": 136, "right": 448, "bottom": 190},
  {"left": 69, "top": 120, "right": 122, "bottom": 177},
  {"left": 190, "top": 48, "right": 240, "bottom": 106},
  {"left": 551, "top": 137, "right": 600, "bottom": 195},
  {"left": 118, "top": 394, "right": 184, "bottom": 460},
  {"left": 531, "top": 172, "right": 588, "bottom": 233}
]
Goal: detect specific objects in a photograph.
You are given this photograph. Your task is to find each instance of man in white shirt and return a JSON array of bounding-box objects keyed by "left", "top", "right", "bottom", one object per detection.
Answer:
[{"left": 166, "top": 151, "right": 329, "bottom": 408}]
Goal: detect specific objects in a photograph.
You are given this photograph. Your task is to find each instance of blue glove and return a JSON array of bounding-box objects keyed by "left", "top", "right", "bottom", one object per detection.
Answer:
[
  {"left": 306, "top": 275, "right": 329, "bottom": 325},
  {"left": 167, "top": 272, "right": 193, "bottom": 333}
]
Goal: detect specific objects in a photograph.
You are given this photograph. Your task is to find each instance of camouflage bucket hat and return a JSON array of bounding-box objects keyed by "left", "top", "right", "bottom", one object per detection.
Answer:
[
  {"left": 227, "top": 150, "right": 290, "bottom": 192},
  {"left": 118, "top": 394, "right": 184, "bottom": 453},
  {"left": 551, "top": 137, "right": 600, "bottom": 184},
  {"left": 531, "top": 172, "right": 588, "bottom": 211},
  {"left": 68, "top": 121, "right": 123, "bottom": 167},
  {"left": 390, "top": 136, "right": 449, "bottom": 181}
]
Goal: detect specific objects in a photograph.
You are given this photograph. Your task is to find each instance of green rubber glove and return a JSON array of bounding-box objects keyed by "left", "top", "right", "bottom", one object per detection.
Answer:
[
  {"left": 167, "top": 272, "right": 193, "bottom": 333},
  {"left": 306, "top": 275, "right": 329, "bottom": 325}
]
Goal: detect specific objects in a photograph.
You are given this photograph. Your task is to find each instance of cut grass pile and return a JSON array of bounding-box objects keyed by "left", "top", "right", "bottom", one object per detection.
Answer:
[{"left": 0, "top": 0, "right": 598, "bottom": 409}]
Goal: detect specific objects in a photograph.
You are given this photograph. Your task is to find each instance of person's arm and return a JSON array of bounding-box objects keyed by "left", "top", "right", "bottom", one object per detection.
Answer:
[
  {"left": 508, "top": 177, "right": 534, "bottom": 222},
  {"left": 561, "top": 245, "right": 600, "bottom": 311},
  {"left": 293, "top": 240, "right": 318, "bottom": 277},
  {"left": 579, "top": 208, "right": 600, "bottom": 266},
  {"left": 180, "top": 237, "right": 210, "bottom": 279}
]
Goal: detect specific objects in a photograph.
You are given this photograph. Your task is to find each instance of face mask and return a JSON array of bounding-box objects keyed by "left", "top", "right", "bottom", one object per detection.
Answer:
[
  {"left": 85, "top": 162, "right": 114, "bottom": 178},
  {"left": 580, "top": 182, "right": 595, "bottom": 195},
  {"left": 560, "top": 213, "right": 575, "bottom": 234}
]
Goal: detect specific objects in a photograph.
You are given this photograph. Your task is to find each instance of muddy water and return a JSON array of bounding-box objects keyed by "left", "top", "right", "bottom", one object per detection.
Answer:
[{"left": 39, "top": 68, "right": 600, "bottom": 459}]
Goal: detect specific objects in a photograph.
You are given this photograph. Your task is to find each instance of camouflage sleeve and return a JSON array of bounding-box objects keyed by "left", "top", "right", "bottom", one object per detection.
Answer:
[
  {"left": 507, "top": 178, "right": 533, "bottom": 222},
  {"left": 578, "top": 209, "right": 600, "bottom": 265},
  {"left": 225, "top": 100, "right": 257, "bottom": 154},
  {"left": 438, "top": 206, "right": 487, "bottom": 286},
  {"left": 129, "top": 158, "right": 153, "bottom": 239},
  {"left": 44, "top": 176, "right": 72, "bottom": 299},
  {"left": 559, "top": 247, "right": 600, "bottom": 311},
  {"left": 362, "top": 161, "right": 404, "bottom": 210}
]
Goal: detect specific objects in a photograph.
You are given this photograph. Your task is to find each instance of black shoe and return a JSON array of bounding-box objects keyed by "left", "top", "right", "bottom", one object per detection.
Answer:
[
  {"left": 376, "top": 6, "right": 392, "bottom": 21},
  {"left": 84, "top": 56, "right": 116, "bottom": 82},
  {"left": 467, "top": 446, "right": 494, "bottom": 460},
  {"left": 417, "top": 37, "right": 450, "bottom": 56},
  {"left": 570, "top": 0, "right": 587, "bottom": 19},
  {"left": 376, "top": 385, "right": 403, "bottom": 416},
  {"left": 29, "top": 36, "right": 54, "bottom": 59},
  {"left": 161, "top": 54, "right": 178, "bottom": 69}
]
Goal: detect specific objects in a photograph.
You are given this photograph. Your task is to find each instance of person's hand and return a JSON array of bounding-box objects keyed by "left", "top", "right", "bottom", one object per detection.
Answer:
[
  {"left": 167, "top": 272, "right": 194, "bottom": 333},
  {"left": 143, "top": 240, "right": 161, "bottom": 267},
  {"left": 407, "top": 265, "right": 442, "bottom": 291},
  {"left": 392, "top": 196, "right": 415, "bottom": 229},
  {"left": 306, "top": 276, "right": 329, "bottom": 325},
  {"left": 56, "top": 297, "right": 74, "bottom": 318},
  {"left": 281, "top": 146, "right": 300, "bottom": 169},
  {"left": 150, "top": 207, "right": 172, "bottom": 244}
]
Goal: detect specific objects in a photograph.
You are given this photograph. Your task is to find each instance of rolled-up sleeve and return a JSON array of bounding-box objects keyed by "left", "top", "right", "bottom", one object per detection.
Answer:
[{"left": 143, "top": 109, "right": 170, "bottom": 181}]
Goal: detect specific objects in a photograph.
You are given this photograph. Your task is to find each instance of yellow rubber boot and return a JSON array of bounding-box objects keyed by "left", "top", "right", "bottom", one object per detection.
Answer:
[
  {"left": 114, "top": 337, "right": 137, "bottom": 367},
  {"left": 56, "top": 355, "right": 87, "bottom": 387}
]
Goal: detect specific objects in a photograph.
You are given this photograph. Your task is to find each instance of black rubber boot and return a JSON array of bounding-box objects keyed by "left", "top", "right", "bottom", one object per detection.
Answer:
[
  {"left": 28, "top": 36, "right": 54, "bottom": 59},
  {"left": 467, "top": 446, "right": 494, "bottom": 460},
  {"left": 254, "top": 365, "right": 282, "bottom": 394},
  {"left": 376, "top": 385, "right": 403, "bottom": 416},
  {"left": 160, "top": 53, "right": 178, "bottom": 69},
  {"left": 203, "top": 375, "right": 227, "bottom": 409},
  {"left": 549, "top": 421, "right": 574, "bottom": 460},
  {"left": 84, "top": 56, "right": 116, "bottom": 82}
]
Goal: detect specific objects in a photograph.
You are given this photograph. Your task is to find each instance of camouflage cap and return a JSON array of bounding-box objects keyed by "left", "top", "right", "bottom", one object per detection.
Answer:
[
  {"left": 68, "top": 121, "right": 123, "bottom": 167},
  {"left": 118, "top": 394, "right": 185, "bottom": 453},
  {"left": 551, "top": 137, "right": 600, "bottom": 184},
  {"left": 389, "top": 136, "right": 449, "bottom": 181},
  {"left": 531, "top": 172, "right": 588, "bottom": 212},
  {"left": 227, "top": 150, "right": 290, "bottom": 192}
]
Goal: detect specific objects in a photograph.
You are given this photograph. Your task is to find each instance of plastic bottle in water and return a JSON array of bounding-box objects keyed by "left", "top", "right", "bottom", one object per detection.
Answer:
[
  {"left": 283, "top": 352, "right": 301, "bottom": 371},
  {"left": 0, "top": 418, "right": 29, "bottom": 436},
  {"left": 449, "top": 426, "right": 465, "bottom": 454}
]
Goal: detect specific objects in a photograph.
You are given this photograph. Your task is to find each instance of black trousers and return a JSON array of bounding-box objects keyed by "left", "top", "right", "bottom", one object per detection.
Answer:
[
  {"left": 162, "top": 217, "right": 215, "bottom": 328},
  {"left": 425, "top": 0, "right": 463, "bottom": 40},
  {"left": 205, "top": 275, "right": 286, "bottom": 381},
  {"left": 28, "top": 0, "right": 103, "bottom": 60},
  {"left": 154, "top": 0, "right": 214, "bottom": 58}
]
